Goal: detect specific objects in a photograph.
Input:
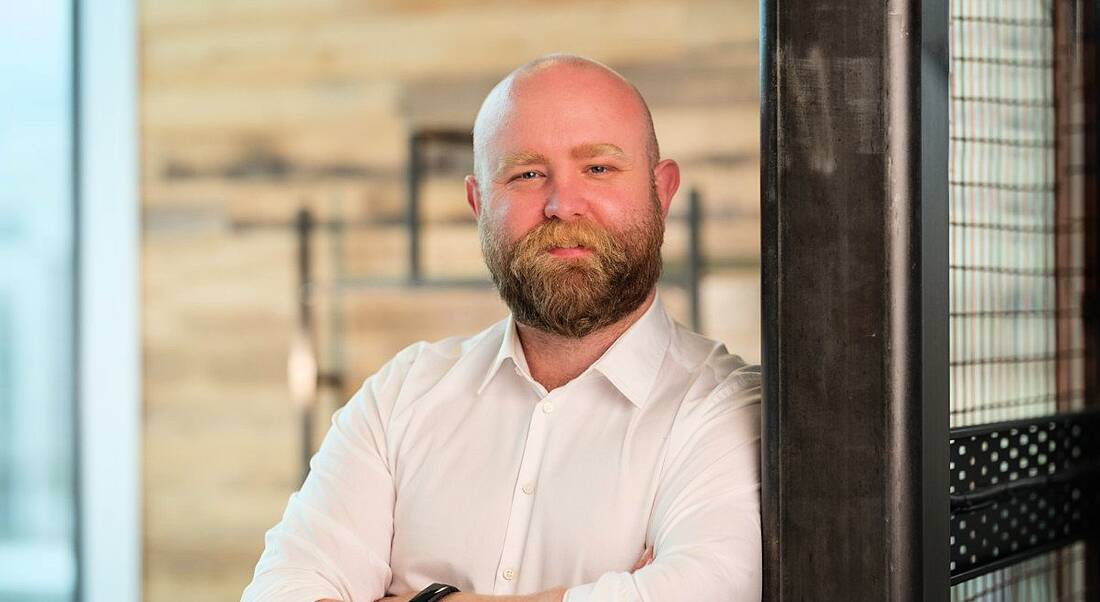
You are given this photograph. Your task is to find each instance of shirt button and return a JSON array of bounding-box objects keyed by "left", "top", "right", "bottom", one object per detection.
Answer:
[
  {"left": 522, "top": 482, "right": 535, "bottom": 495},
  {"left": 503, "top": 568, "right": 516, "bottom": 580},
  {"left": 542, "top": 402, "right": 554, "bottom": 414}
]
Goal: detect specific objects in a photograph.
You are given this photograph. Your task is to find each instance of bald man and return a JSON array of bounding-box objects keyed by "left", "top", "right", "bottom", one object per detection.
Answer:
[{"left": 243, "top": 54, "right": 762, "bottom": 602}]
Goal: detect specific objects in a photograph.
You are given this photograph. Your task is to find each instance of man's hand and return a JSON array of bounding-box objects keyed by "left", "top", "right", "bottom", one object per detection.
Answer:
[
  {"left": 630, "top": 545, "right": 655, "bottom": 572},
  {"left": 377, "top": 545, "right": 654, "bottom": 602}
]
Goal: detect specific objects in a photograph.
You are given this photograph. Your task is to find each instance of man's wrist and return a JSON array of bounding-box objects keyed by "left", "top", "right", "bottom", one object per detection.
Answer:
[{"left": 529, "top": 586, "right": 566, "bottom": 602}]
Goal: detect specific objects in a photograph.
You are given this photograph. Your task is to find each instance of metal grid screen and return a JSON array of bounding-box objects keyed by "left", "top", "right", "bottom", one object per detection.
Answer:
[{"left": 949, "top": 0, "right": 1096, "bottom": 597}]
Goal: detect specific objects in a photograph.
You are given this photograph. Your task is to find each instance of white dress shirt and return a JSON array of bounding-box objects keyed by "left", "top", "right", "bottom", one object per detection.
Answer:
[{"left": 242, "top": 293, "right": 762, "bottom": 601}]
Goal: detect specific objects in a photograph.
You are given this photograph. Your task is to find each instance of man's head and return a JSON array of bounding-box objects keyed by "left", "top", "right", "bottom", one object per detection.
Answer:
[{"left": 466, "top": 54, "right": 680, "bottom": 338}]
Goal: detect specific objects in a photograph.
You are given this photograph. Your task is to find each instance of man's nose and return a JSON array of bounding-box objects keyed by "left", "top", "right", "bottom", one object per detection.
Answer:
[{"left": 543, "top": 174, "right": 590, "bottom": 221}]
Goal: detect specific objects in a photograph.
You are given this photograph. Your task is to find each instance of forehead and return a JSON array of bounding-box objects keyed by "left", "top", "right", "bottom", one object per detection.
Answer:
[{"left": 480, "top": 66, "right": 650, "bottom": 161}]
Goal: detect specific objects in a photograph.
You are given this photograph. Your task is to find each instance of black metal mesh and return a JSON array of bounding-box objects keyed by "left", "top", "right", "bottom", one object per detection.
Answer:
[{"left": 949, "top": 0, "right": 1096, "bottom": 596}]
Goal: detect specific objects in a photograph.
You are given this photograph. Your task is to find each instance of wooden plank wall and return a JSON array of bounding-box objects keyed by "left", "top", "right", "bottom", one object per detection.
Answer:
[{"left": 140, "top": 1, "right": 760, "bottom": 599}]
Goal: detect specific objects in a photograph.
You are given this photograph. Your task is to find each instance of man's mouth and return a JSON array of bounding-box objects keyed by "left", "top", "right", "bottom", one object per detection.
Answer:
[{"left": 547, "top": 245, "right": 592, "bottom": 257}]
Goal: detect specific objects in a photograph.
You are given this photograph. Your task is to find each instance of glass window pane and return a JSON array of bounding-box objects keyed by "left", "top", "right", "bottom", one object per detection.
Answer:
[{"left": 0, "top": 2, "right": 77, "bottom": 601}]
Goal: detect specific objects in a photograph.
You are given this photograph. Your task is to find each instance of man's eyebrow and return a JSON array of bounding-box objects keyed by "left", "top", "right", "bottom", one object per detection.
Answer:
[
  {"left": 493, "top": 151, "right": 550, "bottom": 179},
  {"left": 571, "top": 143, "right": 630, "bottom": 162}
]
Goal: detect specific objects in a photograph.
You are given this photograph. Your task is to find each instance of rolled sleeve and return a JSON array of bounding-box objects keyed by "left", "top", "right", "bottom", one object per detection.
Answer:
[
  {"left": 565, "top": 368, "right": 762, "bottom": 601},
  {"left": 243, "top": 351, "right": 414, "bottom": 602}
]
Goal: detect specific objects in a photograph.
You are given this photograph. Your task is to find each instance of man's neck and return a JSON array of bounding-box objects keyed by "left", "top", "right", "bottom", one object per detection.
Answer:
[{"left": 515, "top": 289, "right": 656, "bottom": 392}]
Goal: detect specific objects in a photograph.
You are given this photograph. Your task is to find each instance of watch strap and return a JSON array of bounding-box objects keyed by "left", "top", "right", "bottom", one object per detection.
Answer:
[{"left": 408, "top": 582, "right": 461, "bottom": 602}]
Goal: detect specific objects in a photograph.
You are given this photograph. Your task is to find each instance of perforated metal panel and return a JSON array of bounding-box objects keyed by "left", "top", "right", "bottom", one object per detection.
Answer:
[{"left": 949, "top": 412, "right": 1100, "bottom": 582}]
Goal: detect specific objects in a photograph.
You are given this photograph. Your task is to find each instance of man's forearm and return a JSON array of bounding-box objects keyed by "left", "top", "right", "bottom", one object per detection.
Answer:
[
  {"left": 369, "top": 585, "right": 567, "bottom": 602},
  {"left": 450, "top": 587, "right": 567, "bottom": 602}
]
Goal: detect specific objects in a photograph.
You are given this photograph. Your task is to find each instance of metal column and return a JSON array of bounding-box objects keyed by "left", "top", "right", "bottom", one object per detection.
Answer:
[{"left": 760, "top": 0, "right": 951, "bottom": 598}]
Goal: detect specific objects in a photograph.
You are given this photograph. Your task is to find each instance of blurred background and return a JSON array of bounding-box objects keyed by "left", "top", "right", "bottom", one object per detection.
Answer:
[{"left": 0, "top": 1, "right": 761, "bottom": 600}]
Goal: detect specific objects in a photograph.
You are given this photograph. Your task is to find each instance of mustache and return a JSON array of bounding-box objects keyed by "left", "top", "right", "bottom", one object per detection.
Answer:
[{"left": 517, "top": 219, "right": 617, "bottom": 253}]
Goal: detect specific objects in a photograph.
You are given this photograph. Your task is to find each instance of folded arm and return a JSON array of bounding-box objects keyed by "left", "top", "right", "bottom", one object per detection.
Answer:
[
  {"left": 564, "top": 373, "right": 762, "bottom": 602},
  {"left": 362, "top": 546, "right": 656, "bottom": 602},
  {"left": 243, "top": 355, "right": 409, "bottom": 602}
]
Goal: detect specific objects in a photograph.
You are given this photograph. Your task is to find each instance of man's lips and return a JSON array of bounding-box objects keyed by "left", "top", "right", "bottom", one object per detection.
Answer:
[{"left": 547, "top": 246, "right": 592, "bottom": 257}]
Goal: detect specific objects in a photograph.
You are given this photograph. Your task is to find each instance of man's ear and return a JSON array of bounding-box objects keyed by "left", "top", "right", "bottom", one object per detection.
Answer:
[
  {"left": 653, "top": 159, "right": 680, "bottom": 220},
  {"left": 465, "top": 175, "right": 482, "bottom": 219}
]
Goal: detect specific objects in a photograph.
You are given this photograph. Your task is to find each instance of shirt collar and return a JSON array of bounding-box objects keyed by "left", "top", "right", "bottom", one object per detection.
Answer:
[
  {"left": 475, "top": 292, "right": 672, "bottom": 408},
  {"left": 591, "top": 293, "right": 671, "bottom": 407},
  {"left": 476, "top": 311, "right": 526, "bottom": 397}
]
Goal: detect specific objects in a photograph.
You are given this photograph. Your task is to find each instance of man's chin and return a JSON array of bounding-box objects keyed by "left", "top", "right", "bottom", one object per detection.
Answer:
[{"left": 531, "top": 268, "right": 603, "bottom": 293}]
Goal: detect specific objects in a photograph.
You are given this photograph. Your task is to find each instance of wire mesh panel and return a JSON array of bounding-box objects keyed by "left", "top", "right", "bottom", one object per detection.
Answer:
[
  {"left": 951, "top": 0, "right": 1060, "bottom": 428},
  {"left": 951, "top": 544, "right": 1088, "bottom": 601},
  {"left": 949, "top": 0, "right": 1097, "bottom": 596}
]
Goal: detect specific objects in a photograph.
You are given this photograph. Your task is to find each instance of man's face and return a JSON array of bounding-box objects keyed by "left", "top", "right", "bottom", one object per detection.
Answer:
[{"left": 466, "top": 65, "right": 679, "bottom": 338}]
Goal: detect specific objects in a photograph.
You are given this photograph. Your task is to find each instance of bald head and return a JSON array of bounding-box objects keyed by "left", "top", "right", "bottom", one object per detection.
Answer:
[{"left": 471, "top": 54, "right": 660, "bottom": 185}]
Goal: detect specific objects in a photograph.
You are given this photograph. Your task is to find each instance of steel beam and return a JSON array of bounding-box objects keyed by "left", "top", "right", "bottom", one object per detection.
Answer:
[{"left": 760, "top": 0, "right": 950, "bottom": 598}]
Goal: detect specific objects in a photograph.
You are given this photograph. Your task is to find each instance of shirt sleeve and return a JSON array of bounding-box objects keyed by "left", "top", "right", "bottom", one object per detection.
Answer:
[
  {"left": 241, "top": 348, "right": 417, "bottom": 602},
  {"left": 563, "top": 365, "right": 762, "bottom": 602}
]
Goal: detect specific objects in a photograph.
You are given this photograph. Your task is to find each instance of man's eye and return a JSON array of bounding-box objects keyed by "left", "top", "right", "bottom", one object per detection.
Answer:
[
  {"left": 588, "top": 165, "right": 612, "bottom": 175},
  {"left": 515, "top": 171, "right": 541, "bottom": 180}
]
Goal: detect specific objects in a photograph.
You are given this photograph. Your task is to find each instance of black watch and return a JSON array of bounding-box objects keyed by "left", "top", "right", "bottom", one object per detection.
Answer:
[{"left": 408, "top": 582, "right": 460, "bottom": 602}]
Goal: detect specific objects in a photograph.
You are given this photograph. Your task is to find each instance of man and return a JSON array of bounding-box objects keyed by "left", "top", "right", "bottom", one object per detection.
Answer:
[{"left": 243, "top": 54, "right": 761, "bottom": 602}]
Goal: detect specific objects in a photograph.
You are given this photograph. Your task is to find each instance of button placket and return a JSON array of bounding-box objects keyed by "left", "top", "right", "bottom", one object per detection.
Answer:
[{"left": 492, "top": 393, "right": 556, "bottom": 594}]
